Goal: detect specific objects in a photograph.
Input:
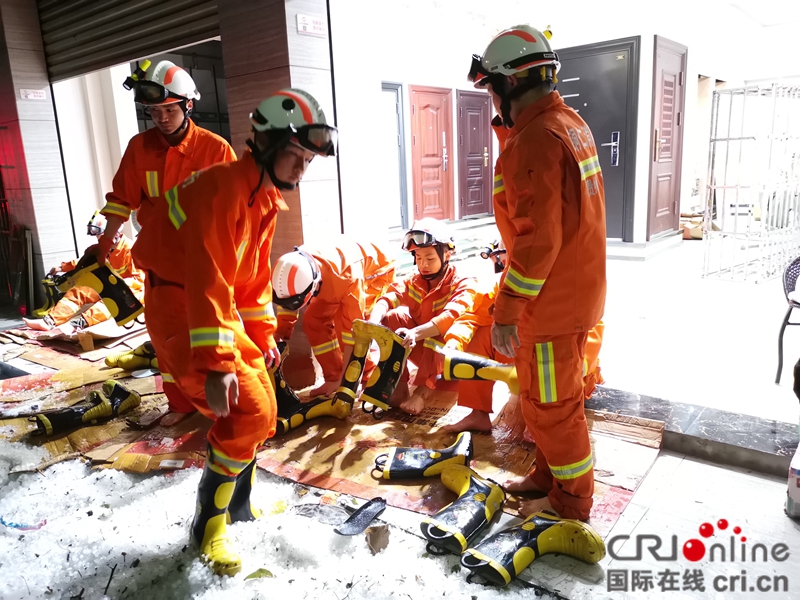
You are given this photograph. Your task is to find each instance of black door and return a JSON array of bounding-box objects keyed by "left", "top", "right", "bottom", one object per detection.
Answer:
[{"left": 557, "top": 37, "right": 640, "bottom": 241}]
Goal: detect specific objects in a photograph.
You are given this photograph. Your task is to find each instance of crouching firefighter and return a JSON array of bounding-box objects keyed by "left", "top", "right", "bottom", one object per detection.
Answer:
[
  {"left": 24, "top": 211, "right": 144, "bottom": 331},
  {"left": 82, "top": 60, "right": 237, "bottom": 425},
  {"left": 135, "top": 88, "right": 336, "bottom": 576}
]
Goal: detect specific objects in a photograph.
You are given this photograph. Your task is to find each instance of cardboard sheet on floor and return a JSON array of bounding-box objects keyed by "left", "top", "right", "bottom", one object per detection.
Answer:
[
  {"left": 86, "top": 411, "right": 210, "bottom": 472},
  {"left": 256, "top": 393, "right": 663, "bottom": 538}
]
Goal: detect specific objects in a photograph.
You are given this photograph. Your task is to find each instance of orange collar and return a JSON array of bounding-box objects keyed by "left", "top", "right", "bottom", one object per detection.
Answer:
[{"left": 507, "top": 91, "right": 565, "bottom": 140}]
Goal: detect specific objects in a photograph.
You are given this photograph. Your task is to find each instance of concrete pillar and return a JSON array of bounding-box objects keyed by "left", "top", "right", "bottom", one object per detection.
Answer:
[
  {"left": 220, "top": 0, "right": 342, "bottom": 387},
  {"left": 0, "top": 0, "right": 75, "bottom": 306}
]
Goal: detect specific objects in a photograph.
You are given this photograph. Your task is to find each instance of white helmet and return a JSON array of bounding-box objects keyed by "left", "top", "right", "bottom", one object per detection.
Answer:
[
  {"left": 133, "top": 60, "right": 200, "bottom": 105},
  {"left": 469, "top": 25, "right": 559, "bottom": 85},
  {"left": 401, "top": 218, "right": 456, "bottom": 252},
  {"left": 249, "top": 88, "right": 337, "bottom": 157},
  {"left": 272, "top": 248, "right": 322, "bottom": 310}
]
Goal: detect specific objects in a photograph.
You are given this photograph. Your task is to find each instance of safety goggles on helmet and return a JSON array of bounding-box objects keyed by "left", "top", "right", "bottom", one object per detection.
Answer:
[
  {"left": 86, "top": 211, "right": 105, "bottom": 236},
  {"left": 401, "top": 230, "right": 452, "bottom": 251},
  {"left": 250, "top": 107, "right": 338, "bottom": 157},
  {"left": 468, "top": 54, "right": 494, "bottom": 86},
  {"left": 133, "top": 80, "right": 184, "bottom": 105}
]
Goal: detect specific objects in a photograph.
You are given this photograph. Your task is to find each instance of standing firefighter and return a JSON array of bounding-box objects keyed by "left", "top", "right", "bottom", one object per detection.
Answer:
[
  {"left": 468, "top": 25, "right": 607, "bottom": 521},
  {"left": 136, "top": 88, "right": 336, "bottom": 576},
  {"left": 85, "top": 60, "right": 237, "bottom": 423}
]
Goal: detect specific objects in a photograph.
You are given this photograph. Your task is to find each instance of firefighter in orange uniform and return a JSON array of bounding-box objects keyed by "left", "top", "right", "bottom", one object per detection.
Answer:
[
  {"left": 368, "top": 218, "right": 480, "bottom": 415},
  {"left": 84, "top": 61, "right": 236, "bottom": 423},
  {"left": 130, "top": 88, "right": 336, "bottom": 576},
  {"left": 23, "top": 212, "right": 143, "bottom": 330},
  {"left": 272, "top": 238, "right": 396, "bottom": 397},
  {"left": 468, "top": 25, "right": 607, "bottom": 521}
]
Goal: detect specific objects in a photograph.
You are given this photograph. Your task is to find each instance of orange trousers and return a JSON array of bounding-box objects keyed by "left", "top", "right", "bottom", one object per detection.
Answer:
[
  {"left": 305, "top": 313, "right": 377, "bottom": 385},
  {"left": 144, "top": 283, "right": 277, "bottom": 459},
  {"left": 457, "top": 324, "right": 604, "bottom": 413},
  {"left": 49, "top": 287, "right": 110, "bottom": 326},
  {"left": 456, "top": 326, "right": 513, "bottom": 412},
  {"left": 384, "top": 308, "right": 441, "bottom": 389},
  {"left": 518, "top": 332, "right": 594, "bottom": 521}
]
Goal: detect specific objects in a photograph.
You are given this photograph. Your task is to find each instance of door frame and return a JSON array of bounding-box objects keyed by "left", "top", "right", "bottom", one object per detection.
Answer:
[
  {"left": 381, "top": 81, "right": 410, "bottom": 229},
  {"left": 557, "top": 36, "right": 640, "bottom": 243},
  {"left": 456, "top": 90, "right": 493, "bottom": 218},
  {"left": 647, "top": 35, "right": 687, "bottom": 240},
  {"left": 409, "top": 84, "right": 455, "bottom": 221}
]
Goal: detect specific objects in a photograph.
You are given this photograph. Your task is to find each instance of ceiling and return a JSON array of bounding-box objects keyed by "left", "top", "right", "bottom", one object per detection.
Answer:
[{"left": 729, "top": 0, "right": 800, "bottom": 27}]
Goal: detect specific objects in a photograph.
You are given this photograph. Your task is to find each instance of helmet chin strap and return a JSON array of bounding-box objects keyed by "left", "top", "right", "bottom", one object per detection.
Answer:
[
  {"left": 246, "top": 131, "right": 296, "bottom": 196},
  {"left": 496, "top": 68, "right": 557, "bottom": 128},
  {"left": 166, "top": 99, "right": 193, "bottom": 136},
  {"left": 413, "top": 246, "right": 449, "bottom": 281}
]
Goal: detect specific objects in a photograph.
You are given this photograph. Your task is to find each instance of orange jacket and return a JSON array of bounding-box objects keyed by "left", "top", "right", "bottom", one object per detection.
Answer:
[
  {"left": 492, "top": 92, "right": 606, "bottom": 337},
  {"left": 443, "top": 276, "right": 498, "bottom": 350},
  {"left": 100, "top": 120, "right": 236, "bottom": 272},
  {"left": 61, "top": 235, "right": 140, "bottom": 279},
  {"left": 379, "top": 265, "right": 480, "bottom": 336},
  {"left": 275, "top": 238, "right": 396, "bottom": 379},
  {"left": 145, "top": 151, "right": 284, "bottom": 375}
]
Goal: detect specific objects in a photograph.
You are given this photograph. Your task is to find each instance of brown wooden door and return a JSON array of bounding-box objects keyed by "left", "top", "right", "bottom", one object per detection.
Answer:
[
  {"left": 410, "top": 86, "right": 454, "bottom": 221},
  {"left": 648, "top": 36, "right": 687, "bottom": 239},
  {"left": 457, "top": 91, "right": 493, "bottom": 217}
]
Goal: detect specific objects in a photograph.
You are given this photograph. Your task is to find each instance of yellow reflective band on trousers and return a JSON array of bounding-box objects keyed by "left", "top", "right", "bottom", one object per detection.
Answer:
[
  {"left": 535, "top": 341, "right": 557, "bottom": 403},
  {"left": 579, "top": 155, "right": 601, "bottom": 181},
  {"left": 493, "top": 174, "right": 505, "bottom": 195},
  {"left": 165, "top": 186, "right": 187, "bottom": 229},
  {"left": 504, "top": 267, "right": 544, "bottom": 297},
  {"left": 238, "top": 305, "right": 272, "bottom": 321},
  {"left": 312, "top": 339, "right": 340, "bottom": 355},
  {"left": 189, "top": 327, "right": 235, "bottom": 348},
  {"left": 145, "top": 170, "right": 160, "bottom": 197},
  {"left": 550, "top": 453, "right": 594, "bottom": 480},
  {"left": 342, "top": 331, "right": 355, "bottom": 346},
  {"left": 236, "top": 241, "right": 248, "bottom": 266}
]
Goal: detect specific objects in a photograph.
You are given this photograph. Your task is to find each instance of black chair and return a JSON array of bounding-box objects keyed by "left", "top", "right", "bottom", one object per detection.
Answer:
[{"left": 776, "top": 256, "right": 800, "bottom": 383}]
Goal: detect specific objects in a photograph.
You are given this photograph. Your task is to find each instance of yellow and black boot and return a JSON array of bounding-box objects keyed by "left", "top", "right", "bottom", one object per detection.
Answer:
[
  {"left": 374, "top": 431, "right": 473, "bottom": 479},
  {"left": 55, "top": 254, "right": 143, "bottom": 326},
  {"left": 440, "top": 348, "right": 519, "bottom": 394},
  {"left": 332, "top": 319, "right": 372, "bottom": 408},
  {"left": 460, "top": 511, "right": 606, "bottom": 586},
  {"left": 30, "top": 380, "right": 141, "bottom": 436},
  {"left": 360, "top": 320, "right": 412, "bottom": 418},
  {"left": 421, "top": 465, "right": 506, "bottom": 555},
  {"left": 31, "top": 275, "right": 65, "bottom": 318},
  {"left": 226, "top": 458, "right": 262, "bottom": 523},
  {"left": 271, "top": 343, "right": 351, "bottom": 435},
  {"left": 192, "top": 448, "right": 243, "bottom": 577},
  {"left": 105, "top": 341, "right": 158, "bottom": 370}
]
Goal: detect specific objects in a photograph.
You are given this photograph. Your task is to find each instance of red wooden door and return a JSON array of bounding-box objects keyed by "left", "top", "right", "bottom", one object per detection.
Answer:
[
  {"left": 410, "top": 86, "right": 454, "bottom": 221},
  {"left": 648, "top": 36, "right": 687, "bottom": 239},
  {"left": 457, "top": 91, "right": 493, "bottom": 217}
]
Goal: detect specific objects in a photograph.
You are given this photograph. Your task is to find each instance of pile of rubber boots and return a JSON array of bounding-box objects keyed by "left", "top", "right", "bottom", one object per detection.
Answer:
[
  {"left": 375, "top": 431, "right": 605, "bottom": 587},
  {"left": 30, "top": 380, "right": 141, "bottom": 436}
]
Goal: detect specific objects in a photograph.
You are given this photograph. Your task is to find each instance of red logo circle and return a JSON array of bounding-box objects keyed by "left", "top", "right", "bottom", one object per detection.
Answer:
[
  {"left": 683, "top": 539, "right": 706, "bottom": 561},
  {"left": 699, "top": 522, "right": 714, "bottom": 538},
  {"left": 717, "top": 519, "right": 729, "bottom": 530}
]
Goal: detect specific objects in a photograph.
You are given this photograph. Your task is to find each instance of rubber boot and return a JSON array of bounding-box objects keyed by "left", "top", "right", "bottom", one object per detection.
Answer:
[
  {"left": 191, "top": 450, "right": 242, "bottom": 577},
  {"left": 460, "top": 511, "right": 606, "bottom": 586},
  {"left": 32, "top": 276, "right": 64, "bottom": 318},
  {"left": 440, "top": 348, "right": 519, "bottom": 394},
  {"left": 331, "top": 319, "right": 371, "bottom": 408},
  {"left": 105, "top": 341, "right": 158, "bottom": 370},
  {"left": 226, "top": 458, "right": 262, "bottom": 523},
  {"left": 30, "top": 380, "right": 141, "bottom": 436},
  {"left": 55, "top": 254, "right": 143, "bottom": 326},
  {"left": 270, "top": 343, "right": 351, "bottom": 435},
  {"left": 360, "top": 320, "right": 411, "bottom": 417},
  {"left": 421, "top": 465, "right": 506, "bottom": 555},
  {"left": 374, "top": 431, "right": 473, "bottom": 479}
]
